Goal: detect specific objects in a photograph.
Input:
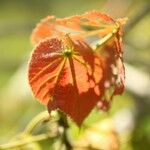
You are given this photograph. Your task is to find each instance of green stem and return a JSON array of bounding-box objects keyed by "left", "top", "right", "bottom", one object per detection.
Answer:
[
  {"left": 0, "top": 111, "right": 55, "bottom": 150},
  {"left": 24, "top": 111, "right": 50, "bottom": 134},
  {"left": 0, "top": 133, "right": 53, "bottom": 150},
  {"left": 93, "top": 23, "right": 120, "bottom": 52}
]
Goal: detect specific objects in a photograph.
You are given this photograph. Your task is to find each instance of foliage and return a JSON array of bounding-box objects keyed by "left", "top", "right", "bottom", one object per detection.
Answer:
[
  {"left": 0, "top": 1, "right": 150, "bottom": 150},
  {"left": 28, "top": 11, "right": 126, "bottom": 126}
]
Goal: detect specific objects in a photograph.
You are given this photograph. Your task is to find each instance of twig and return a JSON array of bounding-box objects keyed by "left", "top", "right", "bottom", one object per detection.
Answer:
[
  {"left": 57, "top": 110, "right": 72, "bottom": 150},
  {"left": 0, "top": 111, "right": 57, "bottom": 150},
  {"left": 0, "top": 133, "right": 54, "bottom": 150},
  {"left": 24, "top": 111, "right": 50, "bottom": 134}
]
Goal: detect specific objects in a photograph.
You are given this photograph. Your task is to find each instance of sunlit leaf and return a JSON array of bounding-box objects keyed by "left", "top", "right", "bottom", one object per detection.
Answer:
[
  {"left": 29, "top": 35, "right": 106, "bottom": 125},
  {"left": 31, "top": 11, "right": 120, "bottom": 45},
  {"left": 28, "top": 11, "right": 126, "bottom": 125}
]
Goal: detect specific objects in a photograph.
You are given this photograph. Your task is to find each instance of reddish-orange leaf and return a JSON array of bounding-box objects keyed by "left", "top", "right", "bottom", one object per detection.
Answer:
[
  {"left": 94, "top": 25, "right": 125, "bottom": 110},
  {"left": 31, "top": 11, "right": 120, "bottom": 45},
  {"left": 29, "top": 35, "right": 106, "bottom": 125},
  {"left": 29, "top": 11, "right": 126, "bottom": 125}
]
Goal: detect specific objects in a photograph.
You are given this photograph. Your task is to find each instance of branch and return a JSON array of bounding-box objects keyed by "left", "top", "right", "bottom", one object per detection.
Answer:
[
  {"left": 24, "top": 111, "right": 50, "bottom": 134},
  {"left": 0, "top": 111, "right": 58, "bottom": 150},
  {"left": 57, "top": 110, "right": 72, "bottom": 150},
  {"left": 125, "top": 4, "right": 150, "bottom": 32},
  {"left": 0, "top": 133, "right": 54, "bottom": 150}
]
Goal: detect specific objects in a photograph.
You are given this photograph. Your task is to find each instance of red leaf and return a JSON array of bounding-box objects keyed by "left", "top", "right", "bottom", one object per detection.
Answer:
[
  {"left": 29, "top": 35, "right": 105, "bottom": 125},
  {"left": 31, "top": 11, "right": 120, "bottom": 45},
  {"left": 94, "top": 28, "right": 125, "bottom": 109},
  {"left": 28, "top": 11, "right": 126, "bottom": 125}
]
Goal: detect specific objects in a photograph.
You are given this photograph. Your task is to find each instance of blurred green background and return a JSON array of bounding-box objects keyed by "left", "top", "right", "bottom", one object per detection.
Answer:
[{"left": 0, "top": 0, "right": 150, "bottom": 149}]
